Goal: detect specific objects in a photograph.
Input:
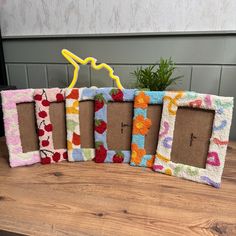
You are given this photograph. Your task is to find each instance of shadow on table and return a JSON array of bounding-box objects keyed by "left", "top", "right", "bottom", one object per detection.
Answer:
[
  {"left": 0, "top": 230, "right": 26, "bottom": 236},
  {"left": 0, "top": 137, "right": 10, "bottom": 165}
]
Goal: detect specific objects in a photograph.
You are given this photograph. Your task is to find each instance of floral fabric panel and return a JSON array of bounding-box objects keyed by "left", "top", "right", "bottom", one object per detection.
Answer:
[
  {"left": 130, "top": 91, "right": 165, "bottom": 168},
  {"left": 66, "top": 87, "right": 96, "bottom": 161},
  {"left": 1, "top": 89, "right": 41, "bottom": 167},
  {"left": 153, "top": 91, "right": 234, "bottom": 188}
]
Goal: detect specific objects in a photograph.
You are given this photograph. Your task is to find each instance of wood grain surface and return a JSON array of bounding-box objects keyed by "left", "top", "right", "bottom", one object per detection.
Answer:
[{"left": 0, "top": 137, "right": 235, "bottom": 236}]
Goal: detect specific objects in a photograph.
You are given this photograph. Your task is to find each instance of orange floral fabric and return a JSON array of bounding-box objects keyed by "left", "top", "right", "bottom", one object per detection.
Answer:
[
  {"left": 134, "top": 91, "right": 150, "bottom": 109},
  {"left": 133, "top": 115, "right": 152, "bottom": 135},
  {"left": 146, "top": 155, "right": 155, "bottom": 168},
  {"left": 131, "top": 143, "right": 146, "bottom": 165}
]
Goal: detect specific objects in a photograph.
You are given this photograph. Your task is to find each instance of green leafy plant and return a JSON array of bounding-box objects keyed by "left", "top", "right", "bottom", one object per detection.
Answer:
[{"left": 131, "top": 58, "right": 183, "bottom": 91}]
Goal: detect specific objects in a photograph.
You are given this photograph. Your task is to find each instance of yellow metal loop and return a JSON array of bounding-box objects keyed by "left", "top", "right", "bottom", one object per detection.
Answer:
[{"left": 61, "top": 49, "right": 124, "bottom": 89}]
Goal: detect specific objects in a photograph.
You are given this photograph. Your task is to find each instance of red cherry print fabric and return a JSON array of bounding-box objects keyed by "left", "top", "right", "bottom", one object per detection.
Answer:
[{"left": 34, "top": 88, "right": 67, "bottom": 164}]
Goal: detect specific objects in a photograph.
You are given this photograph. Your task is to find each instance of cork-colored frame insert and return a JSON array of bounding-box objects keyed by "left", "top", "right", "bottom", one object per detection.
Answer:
[
  {"left": 1, "top": 89, "right": 40, "bottom": 167},
  {"left": 34, "top": 88, "right": 68, "bottom": 164},
  {"left": 130, "top": 91, "right": 165, "bottom": 168},
  {"left": 94, "top": 88, "right": 136, "bottom": 163},
  {"left": 66, "top": 88, "right": 96, "bottom": 161},
  {"left": 153, "top": 91, "right": 234, "bottom": 188}
]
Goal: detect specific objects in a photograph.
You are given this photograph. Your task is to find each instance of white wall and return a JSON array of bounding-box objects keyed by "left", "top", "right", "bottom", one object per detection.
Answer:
[{"left": 1, "top": 0, "right": 236, "bottom": 37}]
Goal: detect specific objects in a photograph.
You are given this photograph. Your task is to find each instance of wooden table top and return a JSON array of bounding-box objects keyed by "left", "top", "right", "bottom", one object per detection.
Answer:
[{"left": 0, "top": 137, "right": 235, "bottom": 236}]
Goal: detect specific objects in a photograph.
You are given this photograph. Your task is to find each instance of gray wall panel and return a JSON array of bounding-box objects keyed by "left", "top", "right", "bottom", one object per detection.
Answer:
[
  {"left": 167, "top": 66, "right": 192, "bottom": 91},
  {"left": 47, "top": 64, "right": 68, "bottom": 88},
  {"left": 223, "top": 37, "right": 236, "bottom": 64},
  {"left": 4, "top": 36, "right": 236, "bottom": 64},
  {"left": 68, "top": 64, "right": 90, "bottom": 88},
  {"left": 219, "top": 66, "right": 236, "bottom": 140},
  {"left": 90, "top": 67, "right": 114, "bottom": 88},
  {"left": 27, "top": 64, "right": 47, "bottom": 88},
  {"left": 191, "top": 66, "right": 221, "bottom": 95},
  {"left": 113, "top": 65, "right": 138, "bottom": 89},
  {"left": 7, "top": 64, "right": 28, "bottom": 89},
  {"left": 3, "top": 39, "right": 65, "bottom": 64}
]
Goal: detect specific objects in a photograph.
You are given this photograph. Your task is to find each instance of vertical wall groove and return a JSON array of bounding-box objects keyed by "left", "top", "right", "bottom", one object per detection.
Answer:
[
  {"left": 44, "top": 64, "right": 49, "bottom": 88},
  {"left": 218, "top": 66, "right": 223, "bottom": 95},
  {"left": 25, "top": 64, "right": 29, "bottom": 88},
  {"left": 65, "top": 64, "right": 69, "bottom": 87},
  {"left": 189, "top": 66, "right": 193, "bottom": 91},
  {"left": 5, "top": 64, "right": 10, "bottom": 85}
]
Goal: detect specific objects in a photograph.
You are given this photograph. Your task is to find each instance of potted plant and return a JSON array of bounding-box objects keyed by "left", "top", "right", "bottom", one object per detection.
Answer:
[{"left": 131, "top": 58, "right": 183, "bottom": 91}]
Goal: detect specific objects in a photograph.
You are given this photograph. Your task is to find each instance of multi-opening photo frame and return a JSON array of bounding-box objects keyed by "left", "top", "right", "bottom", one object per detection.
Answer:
[
  {"left": 94, "top": 88, "right": 136, "bottom": 163},
  {"left": 130, "top": 91, "right": 165, "bottom": 168},
  {"left": 1, "top": 89, "right": 40, "bottom": 167},
  {"left": 66, "top": 87, "right": 96, "bottom": 161},
  {"left": 153, "top": 91, "right": 234, "bottom": 188},
  {"left": 34, "top": 88, "right": 67, "bottom": 164}
]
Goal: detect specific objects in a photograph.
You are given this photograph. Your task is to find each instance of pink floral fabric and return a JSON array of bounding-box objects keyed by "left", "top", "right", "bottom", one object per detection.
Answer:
[{"left": 1, "top": 89, "right": 40, "bottom": 167}]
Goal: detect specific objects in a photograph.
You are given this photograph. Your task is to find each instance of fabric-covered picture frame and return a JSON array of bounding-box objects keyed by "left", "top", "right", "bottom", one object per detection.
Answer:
[
  {"left": 94, "top": 88, "right": 136, "bottom": 163},
  {"left": 130, "top": 91, "right": 165, "bottom": 168},
  {"left": 1, "top": 89, "right": 40, "bottom": 167},
  {"left": 66, "top": 87, "right": 96, "bottom": 161},
  {"left": 34, "top": 88, "right": 68, "bottom": 164},
  {"left": 153, "top": 91, "right": 234, "bottom": 188}
]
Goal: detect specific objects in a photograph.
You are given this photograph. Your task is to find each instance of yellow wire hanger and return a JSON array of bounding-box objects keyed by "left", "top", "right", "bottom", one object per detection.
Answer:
[{"left": 61, "top": 49, "right": 124, "bottom": 90}]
